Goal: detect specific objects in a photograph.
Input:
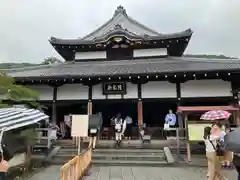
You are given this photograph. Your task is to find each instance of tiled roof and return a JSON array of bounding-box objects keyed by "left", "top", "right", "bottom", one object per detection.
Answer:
[
  {"left": 49, "top": 6, "right": 192, "bottom": 44},
  {"left": 50, "top": 29, "right": 192, "bottom": 45},
  {"left": 8, "top": 57, "right": 240, "bottom": 79},
  {"left": 81, "top": 5, "right": 162, "bottom": 40}
]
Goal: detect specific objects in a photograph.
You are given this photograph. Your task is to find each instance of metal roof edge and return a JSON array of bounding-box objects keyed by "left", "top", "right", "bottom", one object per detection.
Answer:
[
  {"left": 175, "top": 57, "right": 240, "bottom": 63},
  {"left": 1, "top": 63, "right": 64, "bottom": 74}
]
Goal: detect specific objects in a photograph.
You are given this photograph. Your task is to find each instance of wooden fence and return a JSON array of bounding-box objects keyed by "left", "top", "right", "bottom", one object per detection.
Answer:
[{"left": 60, "top": 146, "right": 92, "bottom": 180}]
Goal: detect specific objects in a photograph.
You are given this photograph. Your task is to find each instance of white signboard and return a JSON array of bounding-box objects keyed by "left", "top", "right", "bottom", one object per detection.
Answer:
[{"left": 71, "top": 114, "right": 89, "bottom": 137}]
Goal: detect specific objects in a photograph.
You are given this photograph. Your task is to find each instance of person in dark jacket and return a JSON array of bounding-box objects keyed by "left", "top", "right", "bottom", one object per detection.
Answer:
[{"left": 233, "top": 153, "right": 240, "bottom": 180}]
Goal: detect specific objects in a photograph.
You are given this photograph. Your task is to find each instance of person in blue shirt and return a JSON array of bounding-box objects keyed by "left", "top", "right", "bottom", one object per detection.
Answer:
[
  {"left": 164, "top": 109, "right": 177, "bottom": 138},
  {"left": 164, "top": 109, "right": 176, "bottom": 127}
]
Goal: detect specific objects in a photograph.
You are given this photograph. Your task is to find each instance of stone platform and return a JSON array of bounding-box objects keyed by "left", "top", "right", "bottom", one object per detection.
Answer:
[
  {"left": 27, "top": 165, "right": 61, "bottom": 180},
  {"left": 84, "top": 166, "right": 237, "bottom": 180}
]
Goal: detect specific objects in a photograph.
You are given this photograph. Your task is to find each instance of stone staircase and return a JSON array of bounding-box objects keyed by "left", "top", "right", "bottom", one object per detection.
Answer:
[
  {"left": 92, "top": 148, "right": 168, "bottom": 167},
  {"left": 48, "top": 140, "right": 79, "bottom": 165},
  {"left": 48, "top": 140, "right": 173, "bottom": 166}
]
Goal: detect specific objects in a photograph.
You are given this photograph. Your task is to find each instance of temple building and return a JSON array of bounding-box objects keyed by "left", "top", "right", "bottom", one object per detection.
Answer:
[{"left": 7, "top": 6, "right": 240, "bottom": 134}]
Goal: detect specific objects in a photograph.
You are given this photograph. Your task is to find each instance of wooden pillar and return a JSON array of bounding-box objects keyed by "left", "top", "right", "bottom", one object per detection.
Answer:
[
  {"left": 88, "top": 85, "right": 92, "bottom": 115},
  {"left": 236, "top": 110, "right": 240, "bottom": 127},
  {"left": 185, "top": 115, "right": 191, "bottom": 162},
  {"left": 52, "top": 86, "right": 58, "bottom": 124},
  {"left": 176, "top": 82, "right": 181, "bottom": 101},
  {"left": 230, "top": 79, "right": 240, "bottom": 126},
  {"left": 137, "top": 100, "right": 143, "bottom": 127},
  {"left": 137, "top": 83, "right": 143, "bottom": 128},
  {"left": 88, "top": 101, "right": 92, "bottom": 115},
  {"left": 233, "top": 101, "right": 240, "bottom": 126}
]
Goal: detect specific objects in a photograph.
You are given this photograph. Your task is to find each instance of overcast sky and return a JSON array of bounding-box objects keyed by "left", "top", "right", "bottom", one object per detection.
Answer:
[{"left": 0, "top": 0, "right": 240, "bottom": 63}]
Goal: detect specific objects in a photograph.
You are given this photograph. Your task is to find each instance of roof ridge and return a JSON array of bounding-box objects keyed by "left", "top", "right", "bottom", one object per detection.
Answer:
[{"left": 81, "top": 5, "right": 160, "bottom": 40}]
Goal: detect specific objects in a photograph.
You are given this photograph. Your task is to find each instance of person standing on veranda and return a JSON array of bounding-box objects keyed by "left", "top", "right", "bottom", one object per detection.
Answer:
[
  {"left": 164, "top": 109, "right": 177, "bottom": 138},
  {"left": 114, "top": 113, "right": 126, "bottom": 148},
  {"left": 124, "top": 116, "right": 133, "bottom": 140}
]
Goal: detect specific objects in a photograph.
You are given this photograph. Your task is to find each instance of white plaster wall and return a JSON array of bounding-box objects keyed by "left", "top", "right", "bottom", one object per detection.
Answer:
[
  {"left": 142, "top": 81, "right": 176, "bottom": 98},
  {"left": 27, "top": 85, "right": 53, "bottom": 100},
  {"left": 92, "top": 84, "right": 105, "bottom": 99},
  {"left": 133, "top": 48, "right": 167, "bottom": 58},
  {"left": 180, "top": 80, "right": 232, "bottom": 97},
  {"left": 75, "top": 51, "right": 106, "bottom": 60},
  {"left": 107, "top": 95, "right": 122, "bottom": 99},
  {"left": 92, "top": 82, "right": 138, "bottom": 99},
  {"left": 123, "top": 83, "right": 137, "bottom": 99},
  {"left": 57, "top": 84, "right": 88, "bottom": 100}
]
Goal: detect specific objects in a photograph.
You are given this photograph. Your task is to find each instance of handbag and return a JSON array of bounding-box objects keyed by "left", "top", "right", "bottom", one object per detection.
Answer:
[
  {"left": 90, "top": 129, "right": 97, "bottom": 134},
  {"left": 209, "top": 140, "right": 224, "bottom": 156},
  {"left": 164, "top": 123, "right": 170, "bottom": 130}
]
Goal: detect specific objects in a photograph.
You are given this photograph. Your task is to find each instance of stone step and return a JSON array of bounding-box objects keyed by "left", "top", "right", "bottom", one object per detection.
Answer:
[
  {"left": 170, "top": 147, "right": 205, "bottom": 155},
  {"left": 92, "top": 159, "right": 168, "bottom": 167},
  {"left": 94, "top": 148, "right": 164, "bottom": 154},
  {"left": 92, "top": 153, "right": 165, "bottom": 161},
  {"left": 96, "top": 144, "right": 168, "bottom": 149},
  {"left": 48, "top": 155, "right": 75, "bottom": 165},
  {"left": 47, "top": 159, "right": 67, "bottom": 165}
]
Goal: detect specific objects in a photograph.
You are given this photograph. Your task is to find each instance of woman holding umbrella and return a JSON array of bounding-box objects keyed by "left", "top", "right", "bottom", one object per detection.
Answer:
[{"left": 201, "top": 110, "right": 231, "bottom": 179}]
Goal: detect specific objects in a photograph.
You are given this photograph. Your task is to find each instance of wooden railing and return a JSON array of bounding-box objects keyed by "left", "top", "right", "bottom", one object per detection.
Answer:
[{"left": 60, "top": 146, "right": 92, "bottom": 180}]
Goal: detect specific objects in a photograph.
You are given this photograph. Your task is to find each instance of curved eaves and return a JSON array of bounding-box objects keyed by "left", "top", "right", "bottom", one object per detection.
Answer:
[{"left": 49, "top": 28, "right": 193, "bottom": 46}]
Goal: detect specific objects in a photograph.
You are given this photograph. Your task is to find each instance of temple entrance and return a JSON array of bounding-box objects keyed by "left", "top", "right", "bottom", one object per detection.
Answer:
[
  {"left": 92, "top": 99, "right": 178, "bottom": 140},
  {"left": 56, "top": 100, "right": 88, "bottom": 123},
  {"left": 142, "top": 99, "right": 177, "bottom": 139},
  {"left": 143, "top": 100, "right": 177, "bottom": 127},
  {"left": 93, "top": 100, "right": 137, "bottom": 126},
  {"left": 55, "top": 101, "right": 88, "bottom": 139},
  {"left": 92, "top": 100, "right": 138, "bottom": 139}
]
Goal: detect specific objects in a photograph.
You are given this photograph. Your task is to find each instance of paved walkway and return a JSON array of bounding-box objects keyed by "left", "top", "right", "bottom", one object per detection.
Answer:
[
  {"left": 84, "top": 166, "right": 238, "bottom": 180},
  {"left": 25, "top": 164, "right": 238, "bottom": 180},
  {"left": 27, "top": 165, "right": 61, "bottom": 180}
]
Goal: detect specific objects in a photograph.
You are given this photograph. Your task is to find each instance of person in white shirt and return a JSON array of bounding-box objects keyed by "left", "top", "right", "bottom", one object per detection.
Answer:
[
  {"left": 114, "top": 113, "right": 126, "bottom": 148},
  {"left": 204, "top": 124, "right": 228, "bottom": 180}
]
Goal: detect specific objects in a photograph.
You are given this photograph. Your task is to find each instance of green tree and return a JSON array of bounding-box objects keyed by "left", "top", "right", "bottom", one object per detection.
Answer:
[
  {"left": 41, "top": 57, "right": 62, "bottom": 65},
  {"left": 0, "top": 72, "right": 41, "bottom": 176},
  {"left": 0, "top": 71, "right": 39, "bottom": 107}
]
